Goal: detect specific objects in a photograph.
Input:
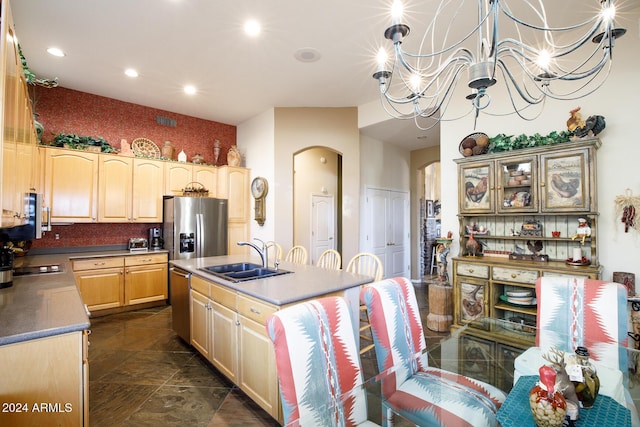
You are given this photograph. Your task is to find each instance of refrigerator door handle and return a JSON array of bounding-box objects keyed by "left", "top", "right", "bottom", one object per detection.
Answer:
[{"left": 195, "top": 213, "right": 203, "bottom": 258}]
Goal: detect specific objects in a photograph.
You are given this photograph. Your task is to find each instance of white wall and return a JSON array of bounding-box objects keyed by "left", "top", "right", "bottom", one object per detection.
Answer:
[
  {"left": 237, "top": 108, "right": 276, "bottom": 243},
  {"left": 440, "top": 7, "right": 640, "bottom": 285}
]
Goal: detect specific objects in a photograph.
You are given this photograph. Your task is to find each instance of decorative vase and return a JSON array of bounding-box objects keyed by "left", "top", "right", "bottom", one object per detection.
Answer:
[
  {"left": 571, "top": 347, "right": 600, "bottom": 409},
  {"left": 529, "top": 366, "right": 567, "bottom": 427},
  {"left": 162, "top": 140, "right": 174, "bottom": 160},
  {"left": 177, "top": 150, "right": 187, "bottom": 162},
  {"left": 213, "top": 139, "right": 221, "bottom": 165}
]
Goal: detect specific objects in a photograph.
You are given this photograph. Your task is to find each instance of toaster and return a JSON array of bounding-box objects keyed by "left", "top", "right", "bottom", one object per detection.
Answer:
[{"left": 128, "top": 238, "right": 149, "bottom": 252}]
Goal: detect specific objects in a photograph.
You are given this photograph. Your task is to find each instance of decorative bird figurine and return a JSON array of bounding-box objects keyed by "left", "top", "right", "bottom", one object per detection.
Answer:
[
  {"left": 465, "top": 234, "right": 487, "bottom": 257},
  {"left": 527, "top": 240, "right": 544, "bottom": 256}
]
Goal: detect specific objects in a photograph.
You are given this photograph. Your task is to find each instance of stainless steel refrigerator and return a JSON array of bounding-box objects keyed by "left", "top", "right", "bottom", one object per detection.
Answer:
[
  {"left": 164, "top": 196, "right": 228, "bottom": 342},
  {"left": 163, "top": 196, "right": 228, "bottom": 261}
]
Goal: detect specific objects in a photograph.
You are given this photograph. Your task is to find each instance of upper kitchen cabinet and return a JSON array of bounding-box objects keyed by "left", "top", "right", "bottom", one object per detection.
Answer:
[
  {"left": 98, "top": 155, "right": 133, "bottom": 222},
  {"left": 458, "top": 138, "right": 599, "bottom": 215},
  {"left": 164, "top": 162, "right": 217, "bottom": 197},
  {"left": 132, "top": 158, "right": 164, "bottom": 222},
  {"left": 99, "top": 155, "right": 163, "bottom": 222},
  {"left": 44, "top": 147, "right": 99, "bottom": 223},
  {"left": 1, "top": 2, "right": 37, "bottom": 227},
  {"left": 217, "top": 166, "right": 250, "bottom": 254}
]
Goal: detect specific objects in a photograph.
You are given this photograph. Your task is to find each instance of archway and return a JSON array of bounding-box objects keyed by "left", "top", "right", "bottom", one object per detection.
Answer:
[{"left": 293, "top": 147, "right": 342, "bottom": 265}]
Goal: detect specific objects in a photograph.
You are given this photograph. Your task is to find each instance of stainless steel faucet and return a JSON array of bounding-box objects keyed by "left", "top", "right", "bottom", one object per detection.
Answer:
[{"left": 237, "top": 238, "right": 268, "bottom": 268}]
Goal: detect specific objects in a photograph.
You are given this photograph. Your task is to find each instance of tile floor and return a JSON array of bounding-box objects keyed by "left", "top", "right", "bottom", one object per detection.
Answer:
[{"left": 88, "top": 277, "right": 640, "bottom": 426}]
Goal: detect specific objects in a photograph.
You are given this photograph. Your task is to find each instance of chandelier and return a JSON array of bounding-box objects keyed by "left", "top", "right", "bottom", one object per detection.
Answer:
[{"left": 373, "top": 0, "right": 626, "bottom": 129}]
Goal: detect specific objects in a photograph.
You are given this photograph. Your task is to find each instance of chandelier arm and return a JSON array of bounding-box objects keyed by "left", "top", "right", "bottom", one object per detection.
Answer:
[
  {"left": 542, "top": 63, "right": 612, "bottom": 100},
  {"left": 497, "top": 0, "right": 600, "bottom": 33},
  {"left": 495, "top": 60, "right": 546, "bottom": 105}
]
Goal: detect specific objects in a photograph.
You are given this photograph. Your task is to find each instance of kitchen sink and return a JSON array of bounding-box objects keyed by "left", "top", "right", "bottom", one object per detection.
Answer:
[{"left": 200, "top": 263, "right": 292, "bottom": 283}]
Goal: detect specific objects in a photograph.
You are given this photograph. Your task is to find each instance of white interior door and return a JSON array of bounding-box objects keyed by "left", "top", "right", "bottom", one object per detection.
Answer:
[
  {"left": 310, "top": 194, "right": 335, "bottom": 264},
  {"left": 363, "top": 188, "right": 409, "bottom": 279}
]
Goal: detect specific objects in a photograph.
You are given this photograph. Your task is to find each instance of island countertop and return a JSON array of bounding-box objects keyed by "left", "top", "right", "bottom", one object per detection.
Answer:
[{"left": 171, "top": 255, "right": 373, "bottom": 306}]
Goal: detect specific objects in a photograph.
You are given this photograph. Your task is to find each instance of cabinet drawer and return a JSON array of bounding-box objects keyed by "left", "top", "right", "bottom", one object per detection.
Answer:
[
  {"left": 125, "top": 253, "right": 168, "bottom": 266},
  {"left": 211, "top": 283, "right": 237, "bottom": 310},
  {"left": 190, "top": 275, "right": 210, "bottom": 297},
  {"left": 493, "top": 267, "right": 539, "bottom": 284},
  {"left": 456, "top": 262, "right": 489, "bottom": 279},
  {"left": 72, "top": 257, "right": 124, "bottom": 271},
  {"left": 237, "top": 294, "right": 277, "bottom": 325}
]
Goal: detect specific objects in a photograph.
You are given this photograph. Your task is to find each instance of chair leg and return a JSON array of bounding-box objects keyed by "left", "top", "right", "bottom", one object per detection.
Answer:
[
  {"left": 381, "top": 403, "right": 394, "bottom": 427},
  {"left": 359, "top": 304, "right": 375, "bottom": 355}
]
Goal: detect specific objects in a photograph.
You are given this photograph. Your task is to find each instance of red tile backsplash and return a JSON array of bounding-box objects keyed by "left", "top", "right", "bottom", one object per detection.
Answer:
[{"left": 30, "top": 86, "right": 237, "bottom": 250}]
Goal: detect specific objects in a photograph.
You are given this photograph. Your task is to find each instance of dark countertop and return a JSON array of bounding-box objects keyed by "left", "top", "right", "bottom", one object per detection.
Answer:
[
  {"left": 171, "top": 255, "right": 373, "bottom": 306},
  {"left": 0, "top": 249, "right": 168, "bottom": 346}
]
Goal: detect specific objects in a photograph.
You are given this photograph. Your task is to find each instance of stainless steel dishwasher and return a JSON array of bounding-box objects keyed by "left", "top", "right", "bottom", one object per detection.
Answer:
[{"left": 169, "top": 267, "right": 191, "bottom": 343}]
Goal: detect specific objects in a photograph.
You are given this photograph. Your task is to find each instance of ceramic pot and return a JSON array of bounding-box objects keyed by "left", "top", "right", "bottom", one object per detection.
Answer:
[{"left": 162, "top": 140, "right": 174, "bottom": 160}]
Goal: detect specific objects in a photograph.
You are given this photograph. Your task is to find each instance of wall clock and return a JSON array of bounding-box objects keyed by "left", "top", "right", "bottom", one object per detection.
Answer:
[{"left": 251, "top": 177, "right": 268, "bottom": 226}]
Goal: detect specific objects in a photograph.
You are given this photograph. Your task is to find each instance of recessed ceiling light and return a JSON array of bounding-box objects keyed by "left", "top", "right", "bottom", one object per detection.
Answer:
[
  {"left": 184, "top": 85, "right": 196, "bottom": 95},
  {"left": 124, "top": 69, "right": 138, "bottom": 78},
  {"left": 294, "top": 48, "right": 321, "bottom": 63},
  {"left": 244, "top": 20, "right": 261, "bottom": 37},
  {"left": 46, "top": 47, "right": 65, "bottom": 57}
]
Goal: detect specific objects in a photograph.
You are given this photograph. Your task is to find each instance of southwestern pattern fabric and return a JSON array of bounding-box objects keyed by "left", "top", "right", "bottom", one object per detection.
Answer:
[
  {"left": 361, "top": 277, "right": 506, "bottom": 427},
  {"left": 536, "top": 277, "right": 628, "bottom": 375},
  {"left": 266, "top": 297, "right": 373, "bottom": 426}
]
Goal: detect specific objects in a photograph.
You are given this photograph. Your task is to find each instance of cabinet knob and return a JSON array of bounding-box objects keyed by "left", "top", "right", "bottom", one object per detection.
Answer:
[
  {"left": 511, "top": 273, "right": 517, "bottom": 278},
  {"left": 468, "top": 268, "right": 474, "bottom": 273},
  {"left": 540, "top": 182, "right": 546, "bottom": 187},
  {"left": 250, "top": 307, "right": 261, "bottom": 315},
  {"left": 95, "top": 261, "right": 106, "bottom": 266},
  {"left": 235, "top": 321, "right": 240, "bottom": 326}
]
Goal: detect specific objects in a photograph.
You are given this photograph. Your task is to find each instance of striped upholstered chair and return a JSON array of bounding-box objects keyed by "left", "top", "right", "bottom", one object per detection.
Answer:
[
  {"left": 361, "top": 277, "right": 506, "bottom": 427},
  {"left": 266, "top": 296, "right": 378, "bottom": 426}
]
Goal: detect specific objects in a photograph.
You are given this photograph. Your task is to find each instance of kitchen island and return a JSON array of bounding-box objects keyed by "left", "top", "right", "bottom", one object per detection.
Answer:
[{"left": 170, "top": 255, "right": 374, "bottom": 423}]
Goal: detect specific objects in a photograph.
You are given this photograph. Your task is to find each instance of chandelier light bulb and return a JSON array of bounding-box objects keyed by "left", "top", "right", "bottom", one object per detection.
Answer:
[
  {"left": 601, "top": 4, "right": 616, "bottom": 22},
  {"left": 535, "top": 49, "right": 551, "bottom": 70},
  {"left": 391, "top": 0, "right": 404, "bottom": 24},
  {"left": 376, "top": 47, "right": 388, "bottom": 71}
]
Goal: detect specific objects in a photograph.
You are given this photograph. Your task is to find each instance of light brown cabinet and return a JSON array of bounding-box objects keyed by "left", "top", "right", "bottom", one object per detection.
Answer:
[
  {"left": 73, "top": 253, "right": 168, "bottom": 313},
  {"left": 217, "top": 166, "right": 250, "bottom": 254},
  {"left": 189, "top": 275, "right": 278, "bottom": 419},
  {"left": 132, "top": 158, "right": 164, "bottom": 222},
  {"left": 165, "top": 162, "right": 217, "bottom": 196},
  {"left": 1, "top": 1, "right": 38, "bottom": 227},
  {"left": 44, "top": 148, "right": 100, "bottom": 223},
  {"left": 452, "top": 138, "right": 602, "bottom": 349},
  {"left": 0, "top": 330, "right": 89, "bottom": 427},
  {"left": 98, "top": 156, "right": 133, "bottom": 222}
]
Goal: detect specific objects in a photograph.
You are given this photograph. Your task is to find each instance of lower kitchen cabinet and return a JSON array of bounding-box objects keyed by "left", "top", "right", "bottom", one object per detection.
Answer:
[
  {"left": 73, "top": 253, "right": 168, "bottom": 313},
  {"left": 0, "top": 330, "right": 89, "bottom": 427},
  {"left": 189, "top": 275, "right": 279, "bottom": 419}
]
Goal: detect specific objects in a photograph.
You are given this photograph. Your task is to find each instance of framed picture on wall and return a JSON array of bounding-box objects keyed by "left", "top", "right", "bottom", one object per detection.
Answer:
[{"left": 426, "top": 200, "right": 435, "bottom": 218}]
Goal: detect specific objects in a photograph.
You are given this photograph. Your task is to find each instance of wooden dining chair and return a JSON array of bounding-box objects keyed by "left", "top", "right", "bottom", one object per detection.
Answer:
[
  {"left": 361, "top": 277, "right": 506, "bottom": 427},
  {"left": 285, "top": 245, "right": 308, "bottom": 264},
  {"left": 315, "top": 249, "right": 341, "bottom": 270},
  {"left": 266, "top": 297, "right": 379, "bottom": 426},
  {"left": 265, "top": 241, "right": 283, "bottom": 266},
  {"left": 346, "top": 252, "right": 383, "bottom": 355}
]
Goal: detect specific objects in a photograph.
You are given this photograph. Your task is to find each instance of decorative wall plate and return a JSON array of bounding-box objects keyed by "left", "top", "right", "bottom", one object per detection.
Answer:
[{"left": 132, "top": 138, "right": 160, "bottom": 158}]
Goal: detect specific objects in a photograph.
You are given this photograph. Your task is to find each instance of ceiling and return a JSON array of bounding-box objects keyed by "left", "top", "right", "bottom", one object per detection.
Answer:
[{"left": 10, "top": 0, "right": 633, "bottom": 151}]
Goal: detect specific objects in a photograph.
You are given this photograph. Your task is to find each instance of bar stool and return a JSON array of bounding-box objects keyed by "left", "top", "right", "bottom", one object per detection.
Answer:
[{"left": 430, "top": 245, "right": 438, "bottom": 275}]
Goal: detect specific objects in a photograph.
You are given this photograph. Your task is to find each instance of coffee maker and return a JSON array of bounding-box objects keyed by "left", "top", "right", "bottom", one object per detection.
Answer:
[
  {"left": 149, "top": 227, "right": 163, "bottom": 251},
  {"left": 0, "top": 244, "right": 14, "bottom": 289}
]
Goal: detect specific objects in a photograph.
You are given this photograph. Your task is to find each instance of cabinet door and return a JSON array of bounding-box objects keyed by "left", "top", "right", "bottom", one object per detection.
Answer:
[
  {"left": 164, "top": 162, "right": 192, "bottom": 196},
  {"left": 44, "top": 148, "right": 99, "bottom": 222},
  {"left": 217, "top": 166, "right": 249, "bottom": 222},
  {"left": 124, "top": 262, "right": 168, "bottom": 305},
  {"left": 540, "top": 148, "right": 592, "bottom": 213},
  {"left": 456, "top": 277, "right": 489, "bottom": 329},
  {"left": 237, "top": 315, "right": 278, "bottom": 417},
  {"left": 496, "top": 156, "right": 537, "bottom": 214},
  {"left": 193, "top": 165, "right": 217, "bottom": 196},
  {"left": 459, "top": 161, "right": 494, "bottom": 214},
  {"left": 190, "top": 290, "right": 211, "bottom": 360},
  {"left": 74, "top": 267, "right": 124, "bottom": 311},
  {"left": 1, "top": 21, "right": 19, "bottom": 227},
  {"left": 227, "top": 222, "right": 249, "bottom": 255},
  {"left": 98, "top": 155, "right": 133, "bottom": 222},
  {"left": 132, "top": 158, "right": 164, "bottom": 222},
  {"left": 211, "top": 301, "right": 238, "bottom": 383}
]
